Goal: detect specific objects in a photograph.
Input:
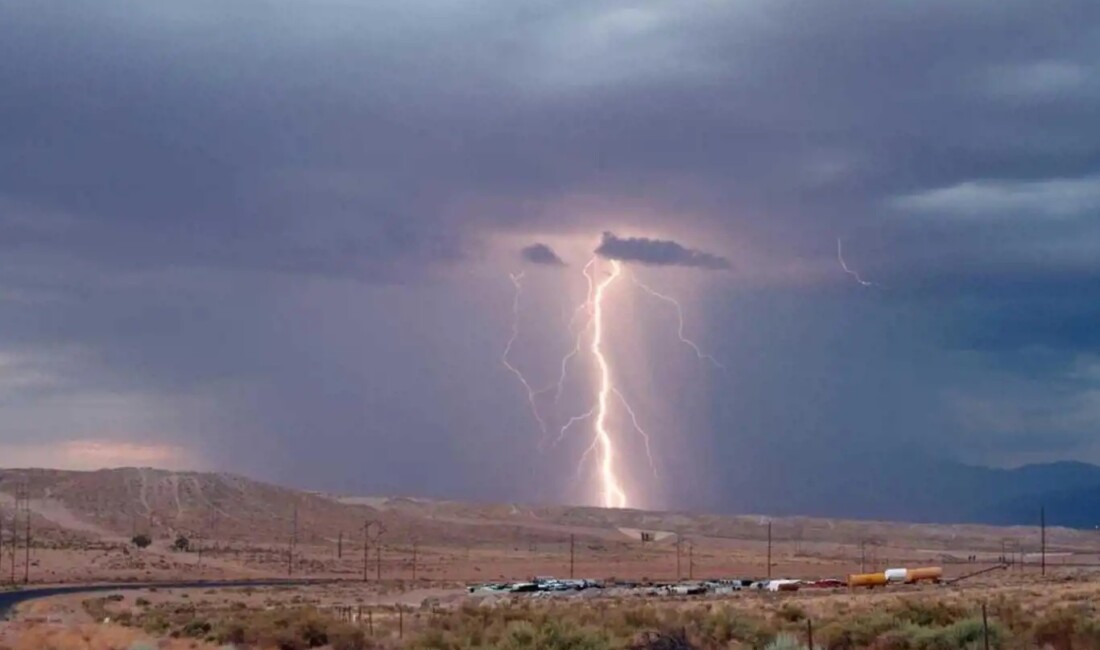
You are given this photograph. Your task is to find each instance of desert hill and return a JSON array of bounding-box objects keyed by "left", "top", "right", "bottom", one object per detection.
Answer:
[
  {"left": 3, "top": 467, "right": 1099, "bottom": 557},
  {"left": 0, "top": 468, "right": 597, "bottom": 549}
]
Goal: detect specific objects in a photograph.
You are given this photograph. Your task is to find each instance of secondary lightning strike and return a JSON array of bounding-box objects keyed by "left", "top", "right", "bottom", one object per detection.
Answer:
[
  {"left": 554, "top": 405, "right": 596, "bottom": 447},
  {"left": 501, "top": 272, "right": 551, "bottom": 437},
  {"left": 632, "top": 275, "right": 723, "bottom": 369},
  {"left": 554, "top": 259, "right": 597, "bottom": 406},
  {"left": 612, "top": 387, "right": 658, "bottom": 478},
  {"left": 837, "top": 237, "right": 873, "bottom": 287},
  {"left": 590, "top": 259, "right": 629, "bottom": 509}
]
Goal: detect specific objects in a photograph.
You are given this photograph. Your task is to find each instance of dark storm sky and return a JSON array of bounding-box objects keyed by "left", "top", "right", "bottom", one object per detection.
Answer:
[{"left": 1, "top": 1, "right": 1099, "bottom": 509}]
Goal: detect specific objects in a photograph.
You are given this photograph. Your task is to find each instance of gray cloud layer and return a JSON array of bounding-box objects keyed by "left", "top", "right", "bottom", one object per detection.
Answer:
[
  {"left": 594, "top": 232, "right": 730, "bottom": 270},
  {"left": 1, "top": 1, "right": 1099, "bottom": 510},
  {"left": 520, "top": 243, "right": 566, "bottom": 266}
]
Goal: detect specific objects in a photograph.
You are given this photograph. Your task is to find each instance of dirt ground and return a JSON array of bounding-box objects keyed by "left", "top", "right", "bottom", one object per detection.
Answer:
[
  {"left": 6, "top": 567, "right": 1100, "bottom": 649},
  {"left": 6, "top": 529, "right": 1096, "bottom": 587}
]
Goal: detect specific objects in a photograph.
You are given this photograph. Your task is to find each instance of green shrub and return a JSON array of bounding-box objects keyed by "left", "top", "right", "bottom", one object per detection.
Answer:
[
  {"left": 766, "top": 633, "right": 808, "bottom": 650},
  {"left": 1031, "top": 607, "right": 1097, "bottom": 650},
  {"left": 629, "top": 630, "right": 697, "bottom": 649},
  {"left": 182, "top": 618, "right": 212, "bottom": 638},
  {"left": 328, "top": 622, "right": 368, "bottom": 650},
  {"left": 778, "top": 603, "right": 807, "bottom": 623},
  {"left": 891, "top": 600, "right": 967, "bottom": 628},
  {"left": 820, "top": 612, "right": 900, "bottom": 650}
]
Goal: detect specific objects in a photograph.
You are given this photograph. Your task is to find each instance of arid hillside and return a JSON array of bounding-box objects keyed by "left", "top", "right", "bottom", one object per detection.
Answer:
[
  {"left": 0, "top": 468, "right": 600, "bottom": 549},
  {"left": 4, "top": 467, "right": 1100, "bottom": 551},
  {"left": 2, "top": 466, "right": 1098, "bottom": 583}
]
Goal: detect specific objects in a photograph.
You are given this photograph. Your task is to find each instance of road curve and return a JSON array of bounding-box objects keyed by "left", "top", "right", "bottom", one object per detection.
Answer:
[{"left": 0, "top": 579, "right": 341, "bottom": 619}]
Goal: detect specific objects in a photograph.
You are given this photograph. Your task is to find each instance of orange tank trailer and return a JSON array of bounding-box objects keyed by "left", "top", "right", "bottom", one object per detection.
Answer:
[
  {"left": 905, "top": 566, "right": 943, "bottom": 583},
  {"left": 847, "top": 572, "right": 888, "bottom": 588}
]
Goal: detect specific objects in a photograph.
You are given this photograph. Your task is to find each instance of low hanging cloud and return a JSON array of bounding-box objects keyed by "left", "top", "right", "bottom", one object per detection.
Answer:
[
  {"left": 594, "top": 232, "right": 730, "bottom": 270},
  {"left": 520, "top": 243, "right": 567, "bottom": 266}
]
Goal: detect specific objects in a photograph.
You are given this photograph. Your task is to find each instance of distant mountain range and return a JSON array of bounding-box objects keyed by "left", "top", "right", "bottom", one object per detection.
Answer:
[{"left": 725, "top": 457, "right": 1100, "bottom": 528}]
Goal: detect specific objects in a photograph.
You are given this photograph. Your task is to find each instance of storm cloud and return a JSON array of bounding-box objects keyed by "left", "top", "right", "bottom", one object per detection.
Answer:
[
  {"left": 520, "top": 243, "right": 566, "bottom": 267},
  {"left": 595, "top": 232, "right": 730, "bottom": 270},
  {"left": 1, "top": 1, "right": 1099, "bottom": 513}
]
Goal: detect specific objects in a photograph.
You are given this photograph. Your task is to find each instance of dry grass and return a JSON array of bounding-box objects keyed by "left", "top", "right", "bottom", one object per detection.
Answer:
[
  {"left": 6, "top": 623, "right": 220, "bottom": 650},
  {"left": 15, "top": 580, "right": 1100, "bottom": 649}
]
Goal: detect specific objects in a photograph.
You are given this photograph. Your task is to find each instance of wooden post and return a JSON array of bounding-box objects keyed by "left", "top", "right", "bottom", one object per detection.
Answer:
[
  {"left": 1040, "top": 506, "right": 1046, "bottom": 577},
  {"left": 412, "top": 540, "right": 418, "bottom": 581},
  {"left": 23, "top": 494, "right": 30, "bottom": 584},
  {"left": 982, "top": 602, "right": 990, "bottom": 650},
  {"left": 363, "top": 521, "right": 370, "bottom": 582},
  {"left": 807, "top": 618, "right": 814, "bottom": 650},
  {"left": 766, "top": 521, "right": 772, "bottom": 581},
  {"left": 399, "top": 607, "right": 404, "bottom": 639},
  {"left": 676, "top": 533, "right": 682, "bottom": 581},
  {"left": 689, "top": 542, "right": 694, "bottom": 580},
  {"left": 368, "top": 609, "right": 374, "bottom": 636},
  {"left": 569, "top": 534, "right": 575, "bottom": 579},
  {"left": 338, "top": 531, "right": 343, "bottom": 559},
  {"left": 287, "top": 501, "right": 297, "bottom": 577},
  {"left": 10, "top": 494, "right": 18, "bottom": 584}
]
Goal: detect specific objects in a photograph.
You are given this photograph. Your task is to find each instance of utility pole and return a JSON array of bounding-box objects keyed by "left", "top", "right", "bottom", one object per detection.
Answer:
[
  {"left": 766, "top": 521, "right": 773, "bottom": 581},
  {"left": 288, "top": 501, "right": 298, "bottom": 577},
  {"left": 362, "top": 520, "right": 370, "bottom": 582},
  {"left": 411, "top": 540, "right": 418, "bottom": 581},
  {"left": 375, "top": 524, "right": 385, "bottom": 582},
  {"left": 569, "top": 534, "right": 575, "bottom": 579},
  {"left": 9, "top": 491, "right": 16, "bottom": 584},
  {"left": 675, "top": 533, "right": 682, "bottom": 581},
  {"left": 860, "top": 539, "right": 866, "bottom": 573},
  {"left": 688, "top": 542, "right": 694, "bottom": 581},
  {"left": 1040, "top": 506, "right": 1046, "bottom": 577},
  {"left": 23, "top": 486, "right": 31, "bottom": 584}
]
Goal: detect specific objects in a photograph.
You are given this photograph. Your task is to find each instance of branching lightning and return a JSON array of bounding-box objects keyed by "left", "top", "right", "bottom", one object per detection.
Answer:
[
  {"left": 837, "top": 237, "right": 874, "bottom": 287},
  {"left": 502, "top": 249, "right": 722, "bottom": 510},
  {"left": 554, "top": 259, "right": 596, "bottom": 406},
  {"left": 612, "top": 387, "right": 657, "bottom": 478},
  {"left": 632, "top": 275, "right": 724, "bottom": 369},
  {"left": 501, "top": 272, "right": 551, "bottom": 437}
]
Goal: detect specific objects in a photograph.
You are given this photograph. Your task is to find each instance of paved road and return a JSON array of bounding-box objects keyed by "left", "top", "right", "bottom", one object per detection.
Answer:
[{"left": 0, "top": 579, "right": 339, "bottom": 619}]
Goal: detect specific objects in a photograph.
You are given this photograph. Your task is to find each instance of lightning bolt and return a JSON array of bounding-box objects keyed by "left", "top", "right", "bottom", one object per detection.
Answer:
[
  {"left": 590, "top": 259, "right": 628, "bottom": 508},
  {"left": 501, "top": 271, "right": 551, "bottom": 437},
  {"left": 631, "top": 275, "right": 724, "bottom": 369},
  {"left": 612, "top": 387, "right": 657, "bottom": 478},
  {"left": 505, "top": 254, "right": 676, "bottom": 509},
  {"left": 554, "top": 259, "right": 596, "bottom": 406},
  {"left": 837, "top": 237, "right": 873, "bottom": 287}
]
